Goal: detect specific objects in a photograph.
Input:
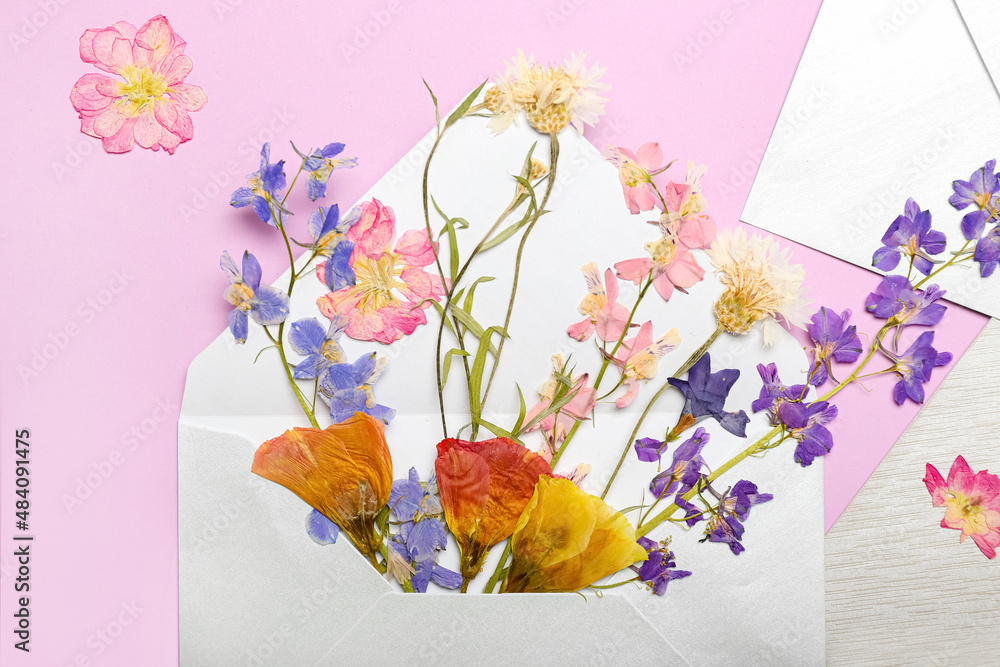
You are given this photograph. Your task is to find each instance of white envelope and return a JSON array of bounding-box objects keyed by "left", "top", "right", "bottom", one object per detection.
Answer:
[
  {"left": 957, "top": 0, "right": 1000, "bottom": 92},
  {"left": 742, "top": 0, "right": 1000, "bottom": 318},
  {"left": 179, "top": 102, "right": 825, "bottom": 665}
]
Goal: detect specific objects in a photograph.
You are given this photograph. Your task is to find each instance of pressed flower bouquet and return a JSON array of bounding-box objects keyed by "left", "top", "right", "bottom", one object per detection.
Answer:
[{"left": 214, "top": 51, "right": 985, "bottom": 601}]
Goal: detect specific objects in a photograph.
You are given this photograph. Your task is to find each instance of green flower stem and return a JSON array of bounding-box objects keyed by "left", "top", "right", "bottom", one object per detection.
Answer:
[
  {"left": 424, "top": 127, "right": 452, "bottom": 437},
  {"left": 636, "top": 322, "right": 896, "bottom": 537},
  {"left": 599, "top": 324, "right": 725, "bottom": 500},
  {"left": 479, "top": 135, "right": 561, "bottom": 426},
  {"left": 483, "top": 540, "right": 513, "bottom": 594},
  {"left": 912, "top": 239, "right": 973, "bottom": 290}
]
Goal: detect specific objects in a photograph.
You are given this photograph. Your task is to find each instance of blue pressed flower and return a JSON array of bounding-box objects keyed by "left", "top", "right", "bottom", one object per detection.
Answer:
[
  {"left": 308, "top": 204, "right": 361, "bottom": 256},
  {"left": 304, "top": 142, "right": 358, "bottom": 201},
  {"left": 668, "top": 353, "right": 750, "bottom": 438},
  {"left": 974, "top": 226, "right": 1000, "bottom": 277},
  {"left": 230, "top": 143, "right": 288, "bottom": 225},
  {"left": 220, "top": 250, "right": 290, "bottom": 344},
  {"left": 871, "top": 198, "right": 947, "bottom": 276},
  {"left": 318, "top": 352, "right": 396, "bottom": 424},
  {"left": 777, "top": 400, "right": 838, "bottom": 466},
  {"left": 389, "top": 468, "right": 447, "bottom": 563},
  {"left": 288, "top": 316, "right": 348, "bottom": 380},
  {"left": 306, "top": 508, "right": 339, "bottom": 545},
  {"left": 949, "top": 159, "right": 998, "bottom": 211},
  {"left": 882, "top": 331, "right": 953, "bottom": 405},
  {"left": 649, "top": 428, "right": 709, "bottom": 499},
  {"left": 751, "top": 362, "right": 807, "bottom": 423},
  {"left": 865, "top": 275, "right": 948, "bottom": 342},
  {"left": 806, "top": 307, "right": 862, "bottom": 386},
  {"left": 703, "top": 479, "right": 773, "bottom": 555},
  {"left": 633, "top": 537, "right": 692, "bottom": 595}
]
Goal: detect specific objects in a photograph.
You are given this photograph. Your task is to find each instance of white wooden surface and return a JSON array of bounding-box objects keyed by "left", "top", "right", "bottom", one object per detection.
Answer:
[{"left": 826, "top": 317, "right": 1000, "bottom": 665}]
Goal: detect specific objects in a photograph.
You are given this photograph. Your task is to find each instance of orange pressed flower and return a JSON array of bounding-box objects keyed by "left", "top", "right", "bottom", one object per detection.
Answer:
[
  {"left": 251, "top": 412, "right": 392, "bottom": 563},
  {"left": 435, "top": 437, "right": 552, "bottom": 589},
  {"left": 504, "top": 476, "right": 647, "bottom": 593}
]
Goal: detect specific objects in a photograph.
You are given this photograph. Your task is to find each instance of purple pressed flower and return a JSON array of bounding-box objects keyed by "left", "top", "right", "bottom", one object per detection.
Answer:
[
  {"left": 288, "top": 316, "right": 348, "bottom": 380},
  {"left": 706, "top": 513, "right": 746, "bottom": 555},
  {"left": 389, "top": 468, "right": 446, "bottom": 563},
  {"left": 649, "top": 428, "right": 709, "bottom": 499},
  {"left": 220, "top": 250, "right": 290, "bottom": 344},
  {"left": 319, "top": 352, "right": 396, "bottom": 424},
  {"left": 675, "top": 496, "right": 704, "bottom": 527},
  {"left": 703, "top": 479, "right": 773, "bottom": 555},
  {"left": 230, "top": 143, "right": 288, "bottom": 225},
  {"left": 974, "top": 226, "right": 1000, "bottom": 278},
  {"left": 632, "top": 537, "right": 692, "bottom": 595},
  {"left": 668, "top": 353, "right": 750, "bottom": 438},
  {"left": 949, "top": 159, "right": 998, "bottom": 211},
  {"left": 306, "top": 508, "right": 339, "bottom": 545},
  {"left": 961, "top": 209, "right": 990, "bottom": 241},
  {"left": 634, "top": 437, "right": 666, "bottom": 463},
  {"left": 807, "top": 307, "right": 862, "bottom": 386},
  {"left": 777, "top": 400, "right": 838, "bottom": 467},
  {"left": 411, "top": 558, "right": 462, "bottom": 592},
  {"left": 871, "top": 198, "right": 946, "bottom": 276},
  {"left": 723, "top": 480, "right": 774, "bottom": 521},
  {"left": 303, "top": 142, "right": 358, "bottom": 201},
  {"left": 865, "top": 275, "right": 948, "bottom": 344},
  {"left": 308, "top": 204, "right": 361, "bottom": 255},
  {"left": 751, "top": 362, "right": 807, "bottom": 421},
  {"left": 883, "top": 331, "right": 953, "bottom": 405}
]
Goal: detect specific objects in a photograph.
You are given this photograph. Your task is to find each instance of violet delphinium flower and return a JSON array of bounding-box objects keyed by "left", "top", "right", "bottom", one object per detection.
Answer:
[
  {"left": 388, "top": 469, "right": 461, "bottom": 592},
  {"left": 230, "top": 143, "right": 287, "bottom": 225},
  {"left": 871, "top": 198, "right": 946, "bottom": 276},
  {"left": 883, "top": 331, "right": 953, "bottom": 405},
  {"left": 807, "top": 307, "right": 862, "bottom": 386},
  {"left": 220, "top": 250, "right": 289, "bottom": 344},
  {"left": 703, "top": 479, "right": 773, "bottom": 555},
  {"left": 649, "top": 428, "right": 709, "bottom": 499},
  {"left": 751, "top": 362, "right": 807, "bottom": 424},
  {"left": 288, "top": 316, "right": 348, "bottom": 381},
  {"left": 633, "top": 537, "right": 692, "bottom": 595},
  {"left": 668, "top": 353, "right": 750, "bottom": 437},
  {"left": 777, "top": 400, "right": 838, "bottom": 467},
  {"left": 319, "top": 352, "right": 396, "bottom": 424},
  {"left": 306, "top": 508, "right": 339, "bottom": 545},
  {"left": 949, "top": 159, "right": 998, "bottom": 211},
  {"left": 634, "top": 437, "right": 666, "bottom": 463},
  {"left": 974, "top": 226, "right": 1000, "bottom": 277},
  {"left": 304, "top": 142, "right": 358, "bottom": 201},
  {"left": 865, "top": 275, "right": 948, "bottom": 342}
]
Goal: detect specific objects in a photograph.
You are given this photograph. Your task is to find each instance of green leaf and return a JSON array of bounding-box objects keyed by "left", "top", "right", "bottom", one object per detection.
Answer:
[
  {"left": 422, "top": 77, "right": 440, "bottom": 130},
  {"left": 517, "top": 383, "right": 584, "bottom": 436},
  {"left": 423, "top": 299, "right": 456, "bottom": 337},
  {"left": 519, "top": 142, "right": 539, "bottom": 179},
  {"left": 462, "top": 276, "right": 495, "bottom": 315},
  {"left": 477, "top": 418, "right": 526, "bottom": 447},
  {"left": 289, "top": 141, "right": 311, "bottom": 161},
  {"left": 445, "top": 79, "right": 488, "bottom": 129},
  {"left": 480, "top": 199, "right": 537, "bottom": 251},
  {"left": 442, "top": 348, "right": 470, "bottom": 387},
  {"left": 449, "top": 305, "right": 490, "bottom": 347},
  {"left": 468, "top": 326, "right": 509, "bottom": 427},
  {"left": 511, "top": 383, "right": 528, "bottom": 434}
]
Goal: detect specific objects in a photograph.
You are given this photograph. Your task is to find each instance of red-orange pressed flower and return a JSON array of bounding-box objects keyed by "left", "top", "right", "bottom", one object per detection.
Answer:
[
  {"left": 435, "top": 437, "right": 552, "bottom": 589},
  {"left": 251, "top": 412, "right": 392, "bottom": 564}
]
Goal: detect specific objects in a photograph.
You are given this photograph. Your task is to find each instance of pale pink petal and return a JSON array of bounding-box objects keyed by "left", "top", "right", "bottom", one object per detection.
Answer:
[
  {"left": 522, "top": 400, "right": 549, "bottom": 433},
  {"left": 921, "top": 462, "right": 946, "bottom": 503},
  {"left": 631, "top": 321, "right": 653, "bottom": 351},
  {"left": 603, "top": 268, "right": 619, "bottom": 305},
  {"left": 947, "top": 455, "right": 975, "bottom": 495},
  {"left": 93, "top": 107, "right": 126, "bottom": 138},
  {"left": 651, "top": 272, "right": 675, "bottom": 301},
  {"left": 167, "top": 105, "right": 194, "bottom": 141},
  {"left": 109, "top": 20, "right": 137, "bottom": 41},
  {"left": 663, "top": 182, "right": 690, "bottom": 214},
  {"left": 79, "top": 112, "right": 98, "bottom": 137},
  {"left": 678, "top": 214, "right": 717, "bottom": 249},
  {"left": 615, "top": 380, "right": 640, "bottom": 408},
  {"left": 629, "top": 184, "right": 659, "bottom": 213},
  {"left": 101, "top": 117, "right": 137, "bottom": 153},
  {"left": 70, "top": 74, "right": 115, "bottom": 112},
  {"left": 563, "top": 380, "right": 597, "bottom": 419},
  {"left": 635, "top": 142, "right": 663, "bottom": 171},
  {"left": 153, "top": 98, "right": 179, "bottom": 130},
  {"left": 92, "top": 32, "right": 135, "bottom": 72},
  {"left": 664, "top": 251, "right": 706, "bottom": 289},
  {"left": 970, "top": 531, "right": 1000, "bottom": 559},
  {"left": 135, "top": 15, "right": 176, "bottom": 69},
  {"left": 398, "top": 267, "right": 441, "bottom": 302},
  {"left": 596, "top": 302, "right": 630, "bottom": 344},
  {"left": 79, "top": 29, "right": 101, "bottom": 64},
  {"left": 94, "top": 77, "right": 122, "bottom": 98},
  {"left": 131, "top": 44, "right": 154, "bottom": 68},
  {"left": 567, "top": 318, "right": 596, "bottom": 341},
  {"left": 162, "top": 55, "right": 193, "bottom": 85},
  {"left": 133, "top": 112, "right": 163, "bottom": 149},
  {"left": 614, "top": 257, "right": 653, "bottom": 284},
  {"left": 394, "top": 228, "right": 437, "bottom": 267},
  {"left": 348, "top": 199, "right": 396, "bottom": 259},
  {"left": 157, "top": 129, "right": 182, "bottom": 155},
  {"left": 168, "top": 82, "right": 207, "bottom": 111}
]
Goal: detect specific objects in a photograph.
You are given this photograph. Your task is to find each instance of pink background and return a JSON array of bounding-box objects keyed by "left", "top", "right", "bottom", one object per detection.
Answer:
[{"left": 0, "top": 0, "right": 988, "bottom": 664}]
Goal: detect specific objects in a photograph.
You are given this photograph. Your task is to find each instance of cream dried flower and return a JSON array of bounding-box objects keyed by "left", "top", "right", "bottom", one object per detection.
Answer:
[
  {"left": 706, "top": 228, "right": 811, "bottom": 346},
  {"left": 484, "top": 50, "right": 608, "bottom": 135}
]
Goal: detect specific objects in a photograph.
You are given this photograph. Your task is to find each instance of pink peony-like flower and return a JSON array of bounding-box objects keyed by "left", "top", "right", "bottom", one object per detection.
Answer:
[
  {"left": 611, "top": 321, "right": 681, "bottom": 408},
  {"left": 923, "top": 455, "right": 1000, "bottom": 559},
  {"left": 317, "top": 199, "right": 445, "bottom": 344},
  {"left": 70, "top": 16, "right": 207, "bottom": 154},
  {"left": 602, "top": 142, "right": 664, "bottom": 214},
  {"left": 523, "top": 354, "right": 597, "bottom": 461},
  {"left": 567, "top": 262, "right": 631, "bottom": 344}
]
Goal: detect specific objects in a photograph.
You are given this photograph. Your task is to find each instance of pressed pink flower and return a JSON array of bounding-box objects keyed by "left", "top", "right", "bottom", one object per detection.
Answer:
[
  {"left": 615, "top": 204, "right": 716, "bottom": 303},
  {"left": 567, "top": 262, "right": 631, "bottom": 343},
  {"left": 317, "top": 199, "right": 445, "bottom": 344},
  {"left": 602, "top": 142, "right": 663, "bottom": 214},
  {"left": 924, "top": 455, "right": 1000, "bottom": 559},
  {"left": 611, "top": 321, "right": 681, "bottom": 408},
  {"left": 524, "top": 354, "right": 597, "bottom": 461},
  {"left": 70, "top": 16, "right": 207, "bottom": 154}
]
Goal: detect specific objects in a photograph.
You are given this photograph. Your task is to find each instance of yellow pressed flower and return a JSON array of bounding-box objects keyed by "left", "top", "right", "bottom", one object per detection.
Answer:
[{"left": 504, "top": 477, "right": 647, "bottom": 593}]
